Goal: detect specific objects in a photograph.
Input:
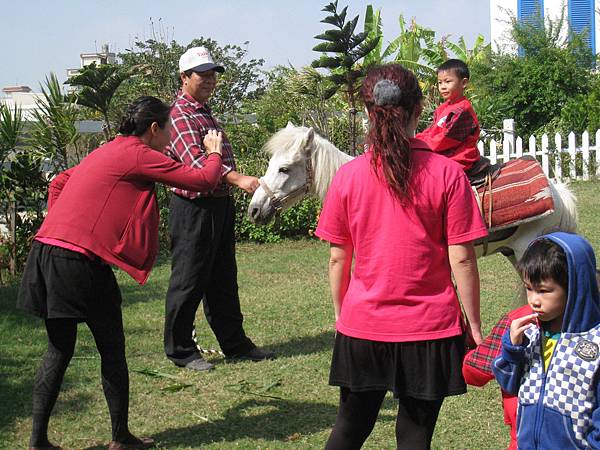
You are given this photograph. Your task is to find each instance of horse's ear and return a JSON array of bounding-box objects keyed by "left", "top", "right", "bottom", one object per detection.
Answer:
[
  {"left": 301, "top": 128, "right": 315, "bottom": 154},
  {"left": 286, "top": 121, "right": 295, "bottom": 129}
]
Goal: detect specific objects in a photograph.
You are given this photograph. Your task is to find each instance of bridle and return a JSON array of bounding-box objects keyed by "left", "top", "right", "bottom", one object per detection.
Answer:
[{"left": 258, "top": 155, "right": 313, "bottom": 213}]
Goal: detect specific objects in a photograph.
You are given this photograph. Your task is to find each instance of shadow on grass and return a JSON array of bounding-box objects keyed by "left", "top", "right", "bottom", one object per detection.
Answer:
[
  {"left": 0, "top": 282, "right": 38, "bottom": 434},
  {"left": 0, "top": 282, "right": 104, "bottom": 440},
  {"left": 81, "top": 397, "right": 394, "bottom": 449},
  {"left": 265, "top": 330, "right": 335, "bottom": 359}
]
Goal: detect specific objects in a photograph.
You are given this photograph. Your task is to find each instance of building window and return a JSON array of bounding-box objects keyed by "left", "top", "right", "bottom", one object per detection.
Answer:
[
  {"left": 569, "top": 0, "right": 595, "bottom": 54},
  {"left": 518, "top": 0, "right": 544, "bottom": 23}
]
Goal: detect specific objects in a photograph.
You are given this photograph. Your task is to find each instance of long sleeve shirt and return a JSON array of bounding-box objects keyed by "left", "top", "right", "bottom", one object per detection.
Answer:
[
  {"left": 36, "top": 135, "right": 223, "bottom": 284},
  {"left": 415, "top": 96, "right": 480, "bottom": 171},
  {"left": 166, "top": 91, "right": 235, "bottom": 198}
]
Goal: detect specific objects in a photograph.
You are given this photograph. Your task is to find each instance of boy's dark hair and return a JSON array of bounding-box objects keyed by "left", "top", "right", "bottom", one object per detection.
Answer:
[
  {"left": 437, "top": 59, "right": 470, "bottom": 79},
  {"left": 517, "top": 238, "right": 569, "bottom": 293},
  {"left": 118, "top": 96, "right": 172, "bottom": 136}
]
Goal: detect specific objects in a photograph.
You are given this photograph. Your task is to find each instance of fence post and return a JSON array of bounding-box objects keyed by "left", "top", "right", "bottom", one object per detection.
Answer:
[
  {"left": 582, "top": 131, "right": 590, "bottom": 181},
  {"left": 568, "top": 132, "right": 577, "bottom": 180},
  {"left": 541, "top": 134, "right": 549, "bottom": 177},
  {"left": 528, "top": 135, "right": 536, "bottom": 161},
  {"left": 596, "top": 130, "right": 600, "bottom": 177},
  {"left": 490, "top": 139, "right": 498, "bottom": 164},
  {"left": 516, "top": 136, "right": 523, "bottom": 158},
  {"left": 477, "top": 140, "right": 485, "bottom": 157},
  {"left": 503, "top": 119, "right": 515, "bottom": 159},
  {"left": 555, "top": 133, "right": 563, "bottom": 182}
]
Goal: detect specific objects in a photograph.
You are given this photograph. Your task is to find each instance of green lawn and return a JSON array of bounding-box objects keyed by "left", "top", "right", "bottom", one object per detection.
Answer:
[{"left": 1, "top": 180, "right": 598, "bottom": 450}]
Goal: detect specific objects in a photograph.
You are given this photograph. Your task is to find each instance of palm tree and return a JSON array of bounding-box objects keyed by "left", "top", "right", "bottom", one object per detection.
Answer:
[{"left": 65, "top": 62, "right": 139, "bottom": 140}]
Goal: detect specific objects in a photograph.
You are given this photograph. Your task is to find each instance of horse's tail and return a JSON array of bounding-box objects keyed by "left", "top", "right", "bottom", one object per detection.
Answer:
[{"left": 552, "top": 181, "right": 578, "bottom": 233}]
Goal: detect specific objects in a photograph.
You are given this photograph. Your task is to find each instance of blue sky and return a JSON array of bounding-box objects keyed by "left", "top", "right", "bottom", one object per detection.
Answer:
[{"left": 0, "top": 1, "right": 490, "bottom": 91}]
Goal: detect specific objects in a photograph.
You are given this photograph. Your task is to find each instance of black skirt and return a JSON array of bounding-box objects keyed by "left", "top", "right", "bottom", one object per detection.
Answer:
[
  {"left": 17, "top": 241, "right": 121, "bottom": 320},
  {"left": 329, "top": 332, "right": 467, "bottom": 400}
]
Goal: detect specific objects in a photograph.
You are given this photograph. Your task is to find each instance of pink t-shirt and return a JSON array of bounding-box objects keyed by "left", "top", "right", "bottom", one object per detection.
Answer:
[
  {"left": 315, "top": 139, "right": 487, "bottom": 342},
  {"left": 35, "top": 237, "right": 96, "bottom": 260}
]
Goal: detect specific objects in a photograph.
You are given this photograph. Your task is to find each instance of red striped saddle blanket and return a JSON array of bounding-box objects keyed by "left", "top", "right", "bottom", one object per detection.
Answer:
[{"left": 473, "top": 157, "right": 554, "bottom": 231}]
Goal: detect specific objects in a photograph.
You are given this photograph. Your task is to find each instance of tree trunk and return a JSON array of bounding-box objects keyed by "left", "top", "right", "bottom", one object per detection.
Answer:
[
  {"left": 8, "top": 200, "right": 16, "bottom": 276},
  {"left": 347, "top": 86, "right": 358, "bottom": 156},
  {"left": 102, "top": 111, "right": 112, "bottom": 141}
]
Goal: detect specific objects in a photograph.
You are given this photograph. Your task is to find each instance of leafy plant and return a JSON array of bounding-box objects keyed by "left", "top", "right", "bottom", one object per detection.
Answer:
[
  {"left": 0, "top": 104, "right": 24, "bottom": 277},
  {"left": 29, "top": 73, "right": 82, "bottom": 174},
  {"left": 65, "top": 62, "right": 142, "bottom": 139},
  {"left": 471, "top": 12, "right": 593, "bottom": 136},
  {"left": 311, "top": 1, "right": 379, "bottom": 154}
]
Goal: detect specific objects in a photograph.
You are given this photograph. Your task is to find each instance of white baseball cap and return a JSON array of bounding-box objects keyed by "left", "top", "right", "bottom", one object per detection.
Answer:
[{"left": 179, "top": 46, "right": 225, "bottom": 73}]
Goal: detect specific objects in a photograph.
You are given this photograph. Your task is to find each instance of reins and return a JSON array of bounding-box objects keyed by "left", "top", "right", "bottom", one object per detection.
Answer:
[{"left": 473, "top": 173, "right": 494, "bottom": 256}]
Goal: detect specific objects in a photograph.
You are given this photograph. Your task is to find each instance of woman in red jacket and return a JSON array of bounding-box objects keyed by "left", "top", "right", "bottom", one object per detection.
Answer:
[{"left": 17, "top": 96, "right": 223, "bottom": 450}]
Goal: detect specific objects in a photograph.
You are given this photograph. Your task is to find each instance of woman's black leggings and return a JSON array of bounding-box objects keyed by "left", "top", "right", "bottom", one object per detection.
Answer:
[
  {"left": 30, "top": 314, "right": 129, "bottom": 447},
  {"left": 324, "top": 388, "right": 444, "bottom": 450}
]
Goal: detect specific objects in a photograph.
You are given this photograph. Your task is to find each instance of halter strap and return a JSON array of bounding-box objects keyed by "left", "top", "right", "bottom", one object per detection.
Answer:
[{"left": 258, "top": 156, "right": 314, "bottom": 213}]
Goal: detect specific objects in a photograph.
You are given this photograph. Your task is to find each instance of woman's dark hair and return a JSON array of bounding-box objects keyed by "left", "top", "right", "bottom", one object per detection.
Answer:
[
  {"left": 360, "top": 64, "right": 423, "bottom": 200},
  {"left": 118, "top": 96, "right": 171, "bottom": 136},
  {"left": 517, "top": 238, "right": 569, "bottom": 293}
]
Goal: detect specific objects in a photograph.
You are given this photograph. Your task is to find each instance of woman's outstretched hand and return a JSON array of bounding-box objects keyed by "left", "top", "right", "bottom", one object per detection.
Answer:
[{"left": 203, "top": 130, "right": 223, "bottom": 155}]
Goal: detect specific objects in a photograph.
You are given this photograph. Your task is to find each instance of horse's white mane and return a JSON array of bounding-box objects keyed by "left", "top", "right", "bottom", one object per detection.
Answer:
[{"left": 262, "top": 126, "right": 353, "bottom": 200}]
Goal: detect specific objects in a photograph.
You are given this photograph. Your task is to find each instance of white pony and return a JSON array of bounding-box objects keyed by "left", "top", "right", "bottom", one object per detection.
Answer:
[{"left": 248, "top": 123, "right": 577, "bottom": 263}]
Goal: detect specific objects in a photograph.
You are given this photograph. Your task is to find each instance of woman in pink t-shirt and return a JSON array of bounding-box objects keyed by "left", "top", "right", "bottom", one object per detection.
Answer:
[{"left": 316, "top": 64, "right": 487, "bottom": 450}]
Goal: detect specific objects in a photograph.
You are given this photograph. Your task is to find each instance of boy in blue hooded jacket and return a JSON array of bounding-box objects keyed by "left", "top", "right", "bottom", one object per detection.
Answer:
[{"left": 493, "top": 232, "right": 600, "bottom": 449}]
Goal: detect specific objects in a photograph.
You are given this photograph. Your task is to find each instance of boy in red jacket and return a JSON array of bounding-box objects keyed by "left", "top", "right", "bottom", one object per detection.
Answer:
[
  {"left": 463, "top": 304, "right": 531, "bottom": 450},
  {"left": 416, "top": 59, "right": 481, "bottom": 174}
]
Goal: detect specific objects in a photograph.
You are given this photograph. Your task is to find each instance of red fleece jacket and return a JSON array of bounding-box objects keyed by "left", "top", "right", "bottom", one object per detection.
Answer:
[
  {"left": 463, "top": 304, "right": 532, "bottom": 450},
  {"left": 415, "top": 96, "right": 480, "bottom": 171},
  {"left": 37, "top": 135, "right": 222, "bottom": 284}
]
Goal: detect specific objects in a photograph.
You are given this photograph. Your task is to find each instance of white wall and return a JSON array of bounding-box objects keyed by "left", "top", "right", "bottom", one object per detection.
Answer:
[
  {"left": 490, "top": 0, "right": 600, "bottom": 53},
  {"left": 490, "top": 0, "right": 518, "bottom": 52}
]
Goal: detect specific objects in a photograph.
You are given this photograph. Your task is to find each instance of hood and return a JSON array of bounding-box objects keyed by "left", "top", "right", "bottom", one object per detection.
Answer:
[{"left": 541, "top": 232, "right": 600, "bottom": 333}]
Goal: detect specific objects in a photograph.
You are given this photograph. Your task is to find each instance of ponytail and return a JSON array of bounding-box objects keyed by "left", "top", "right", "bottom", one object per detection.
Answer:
[{"left": 360, "top": 65, "right": 423, "bottom": 200}]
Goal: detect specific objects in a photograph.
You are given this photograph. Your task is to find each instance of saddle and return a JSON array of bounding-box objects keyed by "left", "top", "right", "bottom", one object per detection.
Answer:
[
  {"left": 471, "top": 156, "right": 555, "bottom": 233},
  {"left": 466, "top": 156, "right": 502, "bottom": 189}
]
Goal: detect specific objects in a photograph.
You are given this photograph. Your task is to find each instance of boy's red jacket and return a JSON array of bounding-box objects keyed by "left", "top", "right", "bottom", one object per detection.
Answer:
[
  {"left": 415, "top": 96, "right": 480, "bottom": 171},
  {"left": 463, "top": 304, "right": 532, "bottom": 450},
  {"left": 37, "top": 135, "right": 222, "bottom": 284}
]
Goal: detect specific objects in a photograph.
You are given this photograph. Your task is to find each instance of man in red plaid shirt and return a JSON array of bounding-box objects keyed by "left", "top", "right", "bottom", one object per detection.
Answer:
[{"left": 163, "top": 46, "right": 275, "bottom": 371}]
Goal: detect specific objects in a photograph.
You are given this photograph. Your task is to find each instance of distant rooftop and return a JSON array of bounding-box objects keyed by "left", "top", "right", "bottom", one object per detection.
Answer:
[{"left": 2, "top": 85, "right": 32, "bottom": 94}]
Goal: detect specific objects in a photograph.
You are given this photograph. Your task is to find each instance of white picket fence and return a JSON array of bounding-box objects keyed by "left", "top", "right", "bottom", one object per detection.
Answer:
[{"left": 478, "top": 119, "right": 600, "bottom": 182}]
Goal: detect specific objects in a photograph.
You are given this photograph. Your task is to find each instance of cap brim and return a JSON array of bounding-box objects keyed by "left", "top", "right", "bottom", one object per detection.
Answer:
[{"left": 190, "top": 63, "right": 225, "bottom": 73}]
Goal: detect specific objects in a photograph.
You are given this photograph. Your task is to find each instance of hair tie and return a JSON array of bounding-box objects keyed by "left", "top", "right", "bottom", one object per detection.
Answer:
[{"left": 373, "top": 79, "right": 402, "bottom": 106}]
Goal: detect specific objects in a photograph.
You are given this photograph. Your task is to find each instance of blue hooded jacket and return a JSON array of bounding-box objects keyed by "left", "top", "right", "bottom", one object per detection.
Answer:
[{"left": 493, "top": 232, "right": 600, "bottom": 449}]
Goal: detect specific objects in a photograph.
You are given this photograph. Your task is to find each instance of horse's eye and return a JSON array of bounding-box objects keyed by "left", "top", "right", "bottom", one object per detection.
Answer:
[{"left": 279, "top": 167, "right": 289, "bottom": 174}]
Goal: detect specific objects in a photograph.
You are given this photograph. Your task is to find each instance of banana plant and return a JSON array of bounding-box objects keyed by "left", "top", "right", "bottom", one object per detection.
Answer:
[{"left": 445, "top": 35, "right": 491, "bottom": 66}]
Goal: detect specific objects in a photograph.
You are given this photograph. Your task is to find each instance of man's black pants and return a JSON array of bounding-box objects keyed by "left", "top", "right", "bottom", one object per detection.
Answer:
[{"left": 164, "top": 194, "right": 254, "bottom": 365}]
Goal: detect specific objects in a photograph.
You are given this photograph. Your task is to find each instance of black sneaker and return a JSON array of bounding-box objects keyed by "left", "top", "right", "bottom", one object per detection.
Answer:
[
  {"left": 178, "top": 358, "right": 215, "bottom": 371},
  {"left": 226, "top": 346, "right": 276, "bottom": 362}
]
